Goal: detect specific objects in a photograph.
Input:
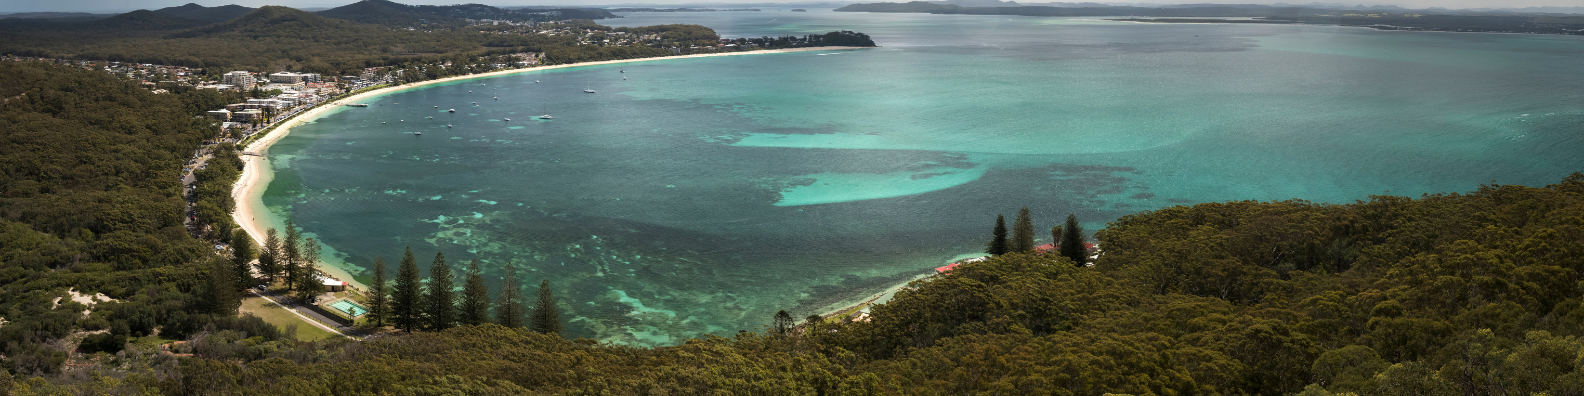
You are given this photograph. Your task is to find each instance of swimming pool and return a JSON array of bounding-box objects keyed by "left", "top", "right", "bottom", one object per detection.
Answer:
[{"left": 329, "top": 300, "right": 369, "bottom": 317}]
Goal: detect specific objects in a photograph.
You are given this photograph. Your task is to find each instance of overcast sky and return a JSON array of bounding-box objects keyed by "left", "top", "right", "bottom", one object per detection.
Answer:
[{"left": 2, "top": 0, "right": 1577, "bottom": 14}]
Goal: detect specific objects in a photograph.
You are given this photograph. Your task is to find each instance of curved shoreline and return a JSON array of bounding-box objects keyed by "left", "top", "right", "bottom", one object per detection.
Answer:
[{"left": 230, "top": 46, "right": 872, "bottom": 291}]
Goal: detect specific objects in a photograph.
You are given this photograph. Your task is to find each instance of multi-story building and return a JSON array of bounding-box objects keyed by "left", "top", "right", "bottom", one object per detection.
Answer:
[
  {"left": 231, "top": 109, "right": 264, "bottom": 122},
  {"left": 269, "top": 72, "right": 322, "bottom": 84},
  {"left": 269, "top": 72, "right": 304, "bottom": 84},
  {"left": 246, "top": 98, "right": 286, "bottom": 109},
  {"left": 221, "top": 71, "right": 255, "bottom": 91},
  {"left": 206, "top": 109, "right": 232, "bottom": 121}
]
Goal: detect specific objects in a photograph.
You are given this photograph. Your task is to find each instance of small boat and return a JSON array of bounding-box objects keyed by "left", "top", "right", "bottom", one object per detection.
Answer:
[
  {"left": 449, "top": 109, "right": 456, "bottom": 113},
  {"left": 584, "top": 89, "right": 595, "bottom": 93},
  {"left": 494, "top": 97, "right": 498, "bottom": 100},
  {"left": 435, "top": 105, "right": 439, "bottom": 108},
  {"left": 447, "top": 124, "right": 453, "bottom": 128},
  {"left": 415, "top": 131, "right": 422, "bottom": 135},
  {"left": 381, "top": 121, "right": 386, "bottom": 124},
  {"left": 539, "top": 114, "right": 552, "bottom": 119},
  {"left": 427, "top": 116, "right": 432, "bottom": 119},
  {"left": 504, "top": 118, "right": 511, "bottom": 121},
  {"left": 535, "top": 80, "right": 540, "bottom": 83}
]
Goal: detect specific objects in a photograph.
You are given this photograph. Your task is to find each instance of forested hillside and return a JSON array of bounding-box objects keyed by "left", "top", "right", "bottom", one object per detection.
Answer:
[
  {"left": 12, "top": 145, "right": 1584, "bottom": 393},
  {"left": 0, "top": 5, "right": 572, "bottom": 74},
  {"left": 0, "top": 61, "right": 262, "bottom": 379},
  {"left": 151, "top": 3, "right": 254, "bottom": 24},
  {"left": 316, "top": 0, "right": 617, "bottom": 28}
]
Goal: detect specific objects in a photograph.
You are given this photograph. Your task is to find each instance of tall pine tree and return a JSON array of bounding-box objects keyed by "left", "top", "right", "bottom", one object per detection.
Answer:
[
  {"left": 207, "top": 256, "right": 241, "bottom": 315},
  {"left": 1010, "top": 207, "right": 1036, "bottom": 253},
  {"left": 1059, "top": 214, "right": 1087, "bottom": 266},
  {"left": 984, "top": 214, "right": 1009, "bottom": 256},
  {"left": 282, "top": 220, "right": 302, "bottom": 290},
  {"left": 459, "top": 259, "right": 490, "bottom": 327},
  {"left": 369, "top": 256, "right": 390, "bottom": 328},
  {"left": 230, "top": 229, "right": 256, "bottom": 291},
  {"left": 1051, "top": 225, "right": 1062, "bottom": 255},
  {"left": 392, "top": 247, "right": 423, "bottom": 332},
  {"left": 423, "top": 252, "right": 456, "bottom": 331},
  {"left": 773, "top": 310, "right": 794, "bottom": 335},
  {"left": 293, "top": 237, "right": 324, "bottom": 304},
  {"left": 530, "top": 279, "right": 562, "bottom": 336},
  {"left": 259, "top": 228, "right": 281, "bottom": 285},
  {"left": 495, "top": 264, "right": 525, "bottom": 328}
]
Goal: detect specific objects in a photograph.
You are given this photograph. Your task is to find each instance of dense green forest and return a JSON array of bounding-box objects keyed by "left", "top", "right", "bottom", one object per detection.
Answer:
[
  {"left": 0, "top": 60, "right": 269, "bottom": 379},
  {"left": 151, "top": 3, "right": 255, "bottom": 24},
  {"left": 0, "top": 4, "right": 868, "bottom": 78},
  {"left": 0, "top": 6, "right": 579, "bottom": 75},
  {"left": 316, "top": 0, "right": 617, "bottom": 28}
]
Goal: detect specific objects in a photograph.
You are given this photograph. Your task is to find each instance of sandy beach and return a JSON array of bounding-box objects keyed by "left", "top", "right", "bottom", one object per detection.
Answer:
[{"left": 230, "top": 46, "right": 871, "bottom": 290}]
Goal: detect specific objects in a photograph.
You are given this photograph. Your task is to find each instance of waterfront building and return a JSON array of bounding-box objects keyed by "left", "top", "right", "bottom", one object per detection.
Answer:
[{"left": 231, "top": 109, "right": 263, "bottom": 122}]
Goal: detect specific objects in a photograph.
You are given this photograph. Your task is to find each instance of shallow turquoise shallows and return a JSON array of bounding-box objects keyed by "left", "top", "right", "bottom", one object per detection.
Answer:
[{"left": 261, "top": 10, "right": 1584, "bottom": 345}]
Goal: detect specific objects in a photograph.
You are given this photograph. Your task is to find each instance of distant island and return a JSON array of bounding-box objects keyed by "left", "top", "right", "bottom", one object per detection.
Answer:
[
  {"left": 791, "top": 9, "right": 808, "bottom": 12},
  {"left": 608, "top": 8, "right": 762, "bottom": 12},
  {"left": 834, "top": 2, "right": 1584, "bottom": 35},
  {"left": 1111, "top": 14, "right": 1584, "bottom": 35}
]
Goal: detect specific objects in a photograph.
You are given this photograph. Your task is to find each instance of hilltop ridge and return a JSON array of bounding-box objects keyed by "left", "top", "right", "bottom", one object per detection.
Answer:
[
  {"left": 316, "top": 0, "right": 617, "bottom": 28},
  {"left": 173, "top": 5, "right": 381, "bottom": 39},
  {"left": 152, "top": 3, "right": 255, "bottom": 23}
]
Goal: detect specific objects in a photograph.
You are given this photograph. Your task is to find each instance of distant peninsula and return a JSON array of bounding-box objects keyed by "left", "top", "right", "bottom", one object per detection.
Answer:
[
  {"left": 833, "top": 2, "right": 1584, "bottom": 35},
  {"left": 834, "top": 1, "right": 961, "bottom": 13},
  {"left": 608, "top": 7, "right": 762, "bottom": 12},
  {"left": 1112, "top": 14, "right": 1584, "bottom": 35}
]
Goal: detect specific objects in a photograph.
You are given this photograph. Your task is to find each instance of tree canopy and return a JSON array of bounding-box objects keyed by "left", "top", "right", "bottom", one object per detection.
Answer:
[{"left": 24, "top": 173, "right": 1584, "bottom": 394}]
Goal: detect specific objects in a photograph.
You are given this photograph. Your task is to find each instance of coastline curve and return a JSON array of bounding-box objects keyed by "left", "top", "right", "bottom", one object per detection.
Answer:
[{"left": 230, "top": 46, "right": 875, "bottom": 290}]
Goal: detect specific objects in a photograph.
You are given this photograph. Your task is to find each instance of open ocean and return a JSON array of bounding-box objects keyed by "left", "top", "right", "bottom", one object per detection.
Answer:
[{"left": 259, "top": 10, "right": 1584, "bottom": 345}]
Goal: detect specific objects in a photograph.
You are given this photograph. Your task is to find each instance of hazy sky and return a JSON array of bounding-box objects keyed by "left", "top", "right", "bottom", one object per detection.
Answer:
[{"left": 2, "top": 0, "right": 1577, "bottom": 14}]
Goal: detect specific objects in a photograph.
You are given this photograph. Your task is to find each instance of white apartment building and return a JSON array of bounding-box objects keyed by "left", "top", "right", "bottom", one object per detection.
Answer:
[{"left": 221, "top": 71, "right": 256, "bottom": 91}]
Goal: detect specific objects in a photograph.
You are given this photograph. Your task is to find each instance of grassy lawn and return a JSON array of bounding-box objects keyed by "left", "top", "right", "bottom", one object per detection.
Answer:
[
  {"left": 239, "top": 296, "right": 337, "bottom": 341},
  {"left": 824, "top": 303, "right": 871, "bottom": 324}
]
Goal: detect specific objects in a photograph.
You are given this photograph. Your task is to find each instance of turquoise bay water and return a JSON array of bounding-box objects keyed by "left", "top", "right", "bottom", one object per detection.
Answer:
[{"left": 262, "top": 10, "right": 1584, "bottom": 345}]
